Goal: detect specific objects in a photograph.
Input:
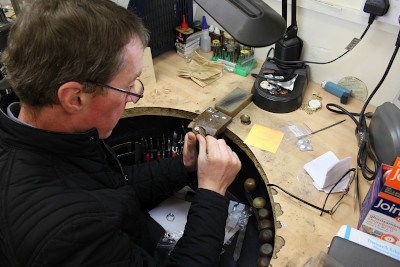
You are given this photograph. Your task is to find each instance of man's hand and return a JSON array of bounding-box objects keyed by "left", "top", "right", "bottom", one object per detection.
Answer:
[
  {"left": 182, "top": 132, "right": 198, "bottom": 172},
  {"left": 196, "top": 135, "right": 241, "bottom": 196}
]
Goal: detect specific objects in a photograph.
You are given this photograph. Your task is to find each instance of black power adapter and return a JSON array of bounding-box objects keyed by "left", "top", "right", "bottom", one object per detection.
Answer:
[{"left": 364, "top": 0, "right": 390, "bottom": 16}]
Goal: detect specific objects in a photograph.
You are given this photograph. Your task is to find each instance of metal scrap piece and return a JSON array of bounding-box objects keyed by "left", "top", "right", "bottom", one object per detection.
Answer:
[{"left": 188, "top": 107, "right": 232, "bottom": 137}]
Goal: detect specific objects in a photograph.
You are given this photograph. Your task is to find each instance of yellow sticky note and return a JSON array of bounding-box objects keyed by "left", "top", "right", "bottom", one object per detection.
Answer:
[{"left": 244, "top": 124, "right": 284, "bottom": 153}]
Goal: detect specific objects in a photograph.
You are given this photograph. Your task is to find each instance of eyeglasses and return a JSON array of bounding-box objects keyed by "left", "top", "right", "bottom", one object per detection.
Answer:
[
  {"left": 267, "top": 168, "right": 357, "bottom": 216},
  {"left": 87, "top": 79, "right": 144, "bottom": 103}
]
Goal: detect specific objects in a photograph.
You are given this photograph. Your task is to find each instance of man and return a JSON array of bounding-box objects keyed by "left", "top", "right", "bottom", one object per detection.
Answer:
[{"left": 0, "top": 0, "right": 241, "bottom": 266}]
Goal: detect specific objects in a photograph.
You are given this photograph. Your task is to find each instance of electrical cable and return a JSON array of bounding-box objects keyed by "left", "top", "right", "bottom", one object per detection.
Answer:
[
  {"left": 326, "top": 28, "right": 400, "bottom": 181},
  {"left": 263, "top": 6, "right": 395, "bottom": 181},
  {"left": 266, "top": 14, "right": 376, "bottom": 70},
  {"left": 356, "top": 39, "right": 399, "bottom": 181},
  {"left": 325, "top": 104, "right": 374, "bottom": 119},
  {"left": 255, "top": 6, "right": 395, "bottom": 181}
]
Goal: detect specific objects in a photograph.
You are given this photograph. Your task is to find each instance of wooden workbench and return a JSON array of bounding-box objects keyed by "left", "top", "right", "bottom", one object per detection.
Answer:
[{"left": 123, "top": 50, "right": 375, "bottom": 266}]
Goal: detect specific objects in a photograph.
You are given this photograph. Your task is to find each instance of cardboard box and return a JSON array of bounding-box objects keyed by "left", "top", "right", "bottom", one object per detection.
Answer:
[{"left": 358, "top": 157, "right": 400, "bottom": 246}]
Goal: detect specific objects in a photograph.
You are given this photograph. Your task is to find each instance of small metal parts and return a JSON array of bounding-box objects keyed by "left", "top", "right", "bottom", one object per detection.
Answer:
[
  {"left": 259, "top": 243, "right": 273, "bottom": 257},
  {"left": 257, "top": 256, "right": 270, "bottom": 267},
  {"left": 242, "top": 177, "right": 274, "bottom": 266},
  {"left": 162, "top": 231, "right": 184, "bottom": 242},
  {"left": 258, "top": 218, "right": 273, "bottom": 231},
  {"left": 252, "top": 197, "right": 267, "bottom": 209},
  {"left": 300, "top": 92, "right": 323, "bottom": 114},
  {"left": 188, "top": 107, "right": 232, "bottom": 137},
  {"left": 259, "top": 229, "right": 274, "bottom": 243},
  {"left": 228, "top": 202, "right": 252, "bottom": 264},
  {"left": 297, "top": 138, "right": 313, "bottom": 151},
  {"left": 192, "top": 125, "right": 206, "bottom": 136},
  {"left": 240, "top": 114, "right": 251, "bottom": 125},
  {"left": 166, "top": 213, "right": 175, "bottom": 222},
  {"left": 258, "top": 208, "right": 271, "bottom": 220},
  {"left": 258, "top": 73, "right": 298, "bottom": 96},
  {"left": 244, "top": 178, "right": 257, "bottom": 193},
  {"left": 260, "top": 80, "right": 274, "bottom": 90},
  {"left": 308, "top": 99, "right": 322, "bottom": 110}
]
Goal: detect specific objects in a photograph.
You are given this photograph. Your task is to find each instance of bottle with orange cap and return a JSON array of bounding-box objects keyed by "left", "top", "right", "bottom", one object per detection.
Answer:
[{"left": 176, "top": 15, "right": 194, "bottom": 44}]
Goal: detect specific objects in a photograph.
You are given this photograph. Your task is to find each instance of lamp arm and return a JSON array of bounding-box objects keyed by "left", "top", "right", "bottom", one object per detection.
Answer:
[
  {"left": 291, "top": 0, "right": 297, "bottom": 27},
  {"left": 194, "top": 0, "right": 286, "bottom": 47},
  {"left": 282, "top": 0, "right": 287, "bottom": 22}
]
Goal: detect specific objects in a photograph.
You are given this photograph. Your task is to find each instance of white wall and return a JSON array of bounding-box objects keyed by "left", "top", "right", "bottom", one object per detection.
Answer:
[
  {"left": 111, "top": 0, "right": 129, "bottom": 8},
  {"left": 195, "top": 0, "right": 400, "bottom": 107}
]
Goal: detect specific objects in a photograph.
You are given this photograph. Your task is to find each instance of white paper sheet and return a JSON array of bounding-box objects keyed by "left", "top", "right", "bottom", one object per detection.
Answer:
[
  {"left": 304, "top": 151, "right": 352, "bottom": 193},
  {"left": 149, "top": 196, "right": 191, "bottom": 234}
]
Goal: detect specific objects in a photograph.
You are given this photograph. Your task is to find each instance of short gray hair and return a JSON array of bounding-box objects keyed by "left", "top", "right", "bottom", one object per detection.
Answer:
[{"left": 2, "top": 0, "right": 150, "bottom": 106}]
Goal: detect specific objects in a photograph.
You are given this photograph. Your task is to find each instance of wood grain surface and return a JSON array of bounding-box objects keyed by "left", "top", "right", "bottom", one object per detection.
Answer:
[{"left": 123, "top": 50, "right": 376, "bottom": 266}]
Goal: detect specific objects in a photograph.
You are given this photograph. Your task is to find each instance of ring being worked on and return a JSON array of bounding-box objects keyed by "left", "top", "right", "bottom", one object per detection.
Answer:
[{"left": 166, "top": 213, "right": 175, "bottom": 222}]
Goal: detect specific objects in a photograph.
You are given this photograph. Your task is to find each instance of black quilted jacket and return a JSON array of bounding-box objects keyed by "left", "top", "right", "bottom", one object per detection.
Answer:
[{"left": 0, "top": 94, "right": 228, "bottom": 267}]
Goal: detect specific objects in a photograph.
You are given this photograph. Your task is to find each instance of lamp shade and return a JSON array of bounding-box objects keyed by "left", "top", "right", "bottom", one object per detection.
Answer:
[{"left": 195, "top": 0, "right": 286, "bottom": 47}]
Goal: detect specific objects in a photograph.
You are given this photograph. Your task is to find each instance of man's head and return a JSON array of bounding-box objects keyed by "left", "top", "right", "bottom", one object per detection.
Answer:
[
  {"left": 2, "top": 0, "right": 149, "bottom": 107},
  {"left": 2, "top": 0, "right": 149, "bottom": 138}
]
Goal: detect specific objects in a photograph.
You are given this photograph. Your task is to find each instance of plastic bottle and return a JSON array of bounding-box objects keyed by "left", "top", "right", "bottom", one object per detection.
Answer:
[
  {"left": 176, "top": 15, "right": 193, "bottom": 43},
  {"left": 200, "top": 16, "right": 211, "bottom": 52}
]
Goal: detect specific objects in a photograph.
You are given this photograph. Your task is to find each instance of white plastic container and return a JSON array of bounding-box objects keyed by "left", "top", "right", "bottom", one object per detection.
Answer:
[{"left": 200, "top": 16, "right": 211, "bottom": 52}]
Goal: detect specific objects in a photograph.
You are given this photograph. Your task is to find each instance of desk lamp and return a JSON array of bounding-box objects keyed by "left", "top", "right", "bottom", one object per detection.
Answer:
[
  {"left": 195, "top": 0, "right": 309, "bottom": 113},
  {"left": 252, "top": 0, "right": 310, "bottom": 113},
  {"left": 194, "top": 0, "right": 286, "bottom": 47}
]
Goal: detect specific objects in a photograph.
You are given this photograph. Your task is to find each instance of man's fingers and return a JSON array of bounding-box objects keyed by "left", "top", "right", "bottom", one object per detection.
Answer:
[
  {"left": 205, "top": 135, "right": 223, "bottom": 158},
  {"left": 196, "top": 134, "right": 207, "bottom": 156},
  {"left": 185, "top": 132, "right": 196, "bottom": 146}
]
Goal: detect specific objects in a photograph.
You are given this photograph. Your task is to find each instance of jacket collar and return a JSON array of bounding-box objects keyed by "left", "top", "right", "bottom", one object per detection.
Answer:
[{"left": 0, "top": 93, "right": 103, "bottom": 156}]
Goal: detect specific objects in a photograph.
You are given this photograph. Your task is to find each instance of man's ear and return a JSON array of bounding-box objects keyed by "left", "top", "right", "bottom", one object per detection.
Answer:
[{"left": 57, "top": 82, "right": 88, "bottom": 114}]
